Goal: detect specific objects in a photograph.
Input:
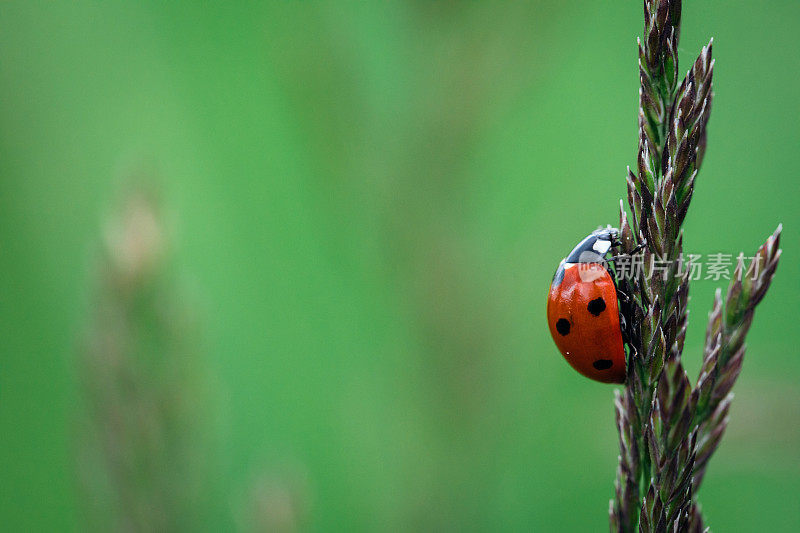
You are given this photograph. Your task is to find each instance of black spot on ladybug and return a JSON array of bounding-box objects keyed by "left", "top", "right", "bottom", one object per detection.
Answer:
[
  {"left": 588, "top": 297, "right": 606, "bottom": 316},
  {"left": 593, "top": 359, "right": 613, "bottom": 370},
  {"left": 556, "top": 318, "right": 571, "bottom": 336}
]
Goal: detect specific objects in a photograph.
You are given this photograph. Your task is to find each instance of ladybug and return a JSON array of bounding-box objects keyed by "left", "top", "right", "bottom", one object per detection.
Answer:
[{"left": 546, "top": 227, "right": 627, "bottom": 384}]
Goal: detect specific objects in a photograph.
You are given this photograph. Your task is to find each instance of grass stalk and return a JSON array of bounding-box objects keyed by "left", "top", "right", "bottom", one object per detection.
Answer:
[{"left": 609, "top": 3, "right": 781, "bottom": 531}]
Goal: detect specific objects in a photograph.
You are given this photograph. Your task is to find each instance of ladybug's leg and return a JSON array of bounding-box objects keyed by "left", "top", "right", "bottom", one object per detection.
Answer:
[
  {"left": 608, "top": 240, "right": 647, "bottom": 262},
  {"left": 615, "top": 284, "right": 639, "bottom": 354},
  {"left": 607, "top": 239, "right": 647, "bottom": 263},
  {"left": 615, "top": 286, "right": 631, "bottom": 303}
]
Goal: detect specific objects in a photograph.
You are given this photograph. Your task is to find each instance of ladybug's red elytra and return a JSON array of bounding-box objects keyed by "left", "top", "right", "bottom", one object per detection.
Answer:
[{"left": 546, "top": 228, "right": 627, "bottom": 384}]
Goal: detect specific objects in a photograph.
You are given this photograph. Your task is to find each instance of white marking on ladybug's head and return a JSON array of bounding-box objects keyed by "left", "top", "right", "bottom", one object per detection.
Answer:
[{"left": 593, "top": 239, "right": 611, "bottom": 254}]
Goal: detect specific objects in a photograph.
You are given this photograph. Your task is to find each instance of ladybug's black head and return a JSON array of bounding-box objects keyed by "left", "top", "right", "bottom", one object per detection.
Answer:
[{"left": 564, "top": 227, "right": 619, "bottom": 265}]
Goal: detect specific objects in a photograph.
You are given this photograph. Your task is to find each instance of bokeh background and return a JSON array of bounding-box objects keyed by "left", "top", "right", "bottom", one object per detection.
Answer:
[{"left": 1, "top": 1, "right": 798, "bottom": 531}]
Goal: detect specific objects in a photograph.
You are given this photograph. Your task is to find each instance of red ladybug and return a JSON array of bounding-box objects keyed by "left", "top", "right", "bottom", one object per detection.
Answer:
[{"left": 546, "top": 228, "right": 626, "bottom": 384}]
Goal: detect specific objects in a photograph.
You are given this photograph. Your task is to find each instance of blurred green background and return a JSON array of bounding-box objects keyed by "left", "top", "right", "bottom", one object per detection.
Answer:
[{"left": 1, "top": 1, "right": 798, "bottom": 531}]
